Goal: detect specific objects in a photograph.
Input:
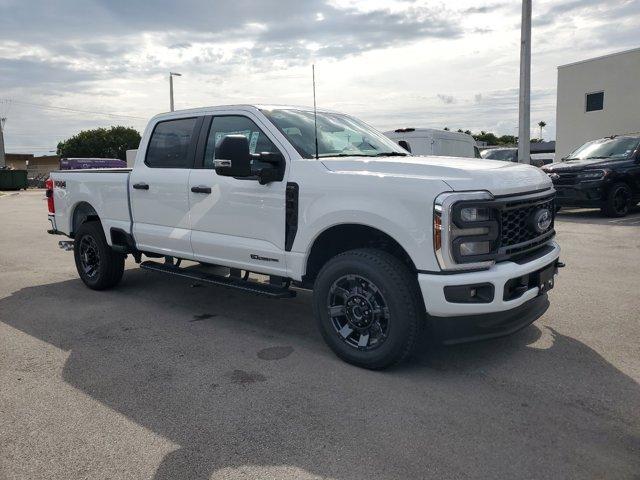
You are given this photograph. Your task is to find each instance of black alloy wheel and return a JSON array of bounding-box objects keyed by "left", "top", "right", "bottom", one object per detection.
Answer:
[
  {"left": 603, "top": 183, "right": 632, "bottom": 217},
  {"left": 78, "top": 234, "right": 101, "bottom": 279},
  {"left": 73, "top": 221, "right": 125, "bottom": 290},
  {"left": 313, "top": 249, "right": 422, "bottom": 369},
  {"left": 328, "top": 274, "right": 390, "bottom": 351}
]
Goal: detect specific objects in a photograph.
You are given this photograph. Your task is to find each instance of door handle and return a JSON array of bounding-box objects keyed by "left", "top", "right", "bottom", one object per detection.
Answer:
[
  {"left": 191, "top": 185, "right": 212, "bottom": 194},
  {"left": 133, "top": 182, "right": 149, "bottom": 190}
]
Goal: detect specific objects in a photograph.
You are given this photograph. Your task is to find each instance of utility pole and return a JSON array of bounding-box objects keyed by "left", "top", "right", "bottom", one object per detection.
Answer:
[
  {"left": 0, "top": 117, "right": 6, "bottom": 168},
  {"left": 169, "top": 72, "right": 182, "bottom": 112},
  {"left": 518, "top": 0, "right": 532, "bottom": 164}
]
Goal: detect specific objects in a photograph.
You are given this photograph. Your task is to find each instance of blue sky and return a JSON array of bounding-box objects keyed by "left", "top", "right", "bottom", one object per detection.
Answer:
[{"left": 0, "top": 0, "right": 638, "bottom": 154}]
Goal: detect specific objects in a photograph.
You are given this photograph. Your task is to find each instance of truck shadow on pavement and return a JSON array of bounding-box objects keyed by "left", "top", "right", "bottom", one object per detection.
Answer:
[{"left": 2, "top": 269, "right": 640, "bottom": 479}]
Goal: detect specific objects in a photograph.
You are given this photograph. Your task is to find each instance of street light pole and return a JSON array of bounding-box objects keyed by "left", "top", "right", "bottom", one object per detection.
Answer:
[
  {"left": 169, "top": 72, "right": 182, "bottom": 112},
  {"left": 518, "top": 0, "right": 532, "bottom": 164},
  {"left": 0, "top": 117, "right": 6, "bottom": 168}
]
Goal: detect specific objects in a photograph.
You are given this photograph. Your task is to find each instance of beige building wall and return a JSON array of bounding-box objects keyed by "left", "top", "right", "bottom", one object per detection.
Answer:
[
  {"left": 4, "top": 154, "right": 59, "bottom": 176},
  {"left": 556, "top": 47, "right": 640, "bottom": 160}
]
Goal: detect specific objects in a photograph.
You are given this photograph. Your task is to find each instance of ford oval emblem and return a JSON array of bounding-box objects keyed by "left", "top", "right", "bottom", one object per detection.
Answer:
[
  {"left": 531, "top": 208, "right": 552, "bottom": 234},
  {"left": 548, "top": 173, "right": 560, "bottom": 181}
]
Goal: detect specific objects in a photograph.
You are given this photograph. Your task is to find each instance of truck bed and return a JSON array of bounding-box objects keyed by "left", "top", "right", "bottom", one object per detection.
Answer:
[{"left": 50, "top": 169, "right": 132, "bottom": 243}]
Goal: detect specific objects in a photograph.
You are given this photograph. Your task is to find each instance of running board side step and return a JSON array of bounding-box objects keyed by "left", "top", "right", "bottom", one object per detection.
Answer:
[{"left": 140, "top": 261, "right": 296, "bottom": 298}]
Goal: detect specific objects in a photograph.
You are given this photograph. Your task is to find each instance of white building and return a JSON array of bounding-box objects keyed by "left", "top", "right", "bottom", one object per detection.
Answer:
[{"left": 556, "top": 47, "right": 640, "bottom": 160}]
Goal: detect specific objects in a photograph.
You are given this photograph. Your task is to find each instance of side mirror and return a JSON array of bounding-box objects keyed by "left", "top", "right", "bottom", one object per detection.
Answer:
[
  {"left": 214, "top": 135, "right": 251, "bottom": 177},
  {"left": 256, "top": 151, "right": 284, "bottom": 165}
]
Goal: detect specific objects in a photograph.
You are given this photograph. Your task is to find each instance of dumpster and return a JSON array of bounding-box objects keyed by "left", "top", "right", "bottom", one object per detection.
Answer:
[{"left": 0, "top": 169, "right": 28, "bottom": 190}]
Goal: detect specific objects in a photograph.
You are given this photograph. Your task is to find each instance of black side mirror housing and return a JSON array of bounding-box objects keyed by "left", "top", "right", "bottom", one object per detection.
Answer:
[{"left": 214, "top": 135, "right": 252, "bottom": 177}]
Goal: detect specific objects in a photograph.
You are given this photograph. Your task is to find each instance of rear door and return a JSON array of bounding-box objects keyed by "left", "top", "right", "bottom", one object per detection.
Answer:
[
  {"left": 187, "top": 111, "right": 289, "bottom": 275},
  {"left": 130, "top": 116, "right": 202, "bottom": 259}
]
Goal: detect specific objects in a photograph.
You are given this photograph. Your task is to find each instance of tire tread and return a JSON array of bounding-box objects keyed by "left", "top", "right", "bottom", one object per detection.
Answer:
[{"left": 314, "top": 248, "right": 423, "bottom": 369}]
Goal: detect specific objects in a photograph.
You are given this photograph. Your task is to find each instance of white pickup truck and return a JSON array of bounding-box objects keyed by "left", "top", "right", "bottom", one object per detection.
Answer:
[{"left": 46, "top": 105, "right": 561, "bottom": 369}]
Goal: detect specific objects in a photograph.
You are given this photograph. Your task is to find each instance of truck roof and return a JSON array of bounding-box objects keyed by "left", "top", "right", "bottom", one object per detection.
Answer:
[{"left": 150, "top": 104, "right": 341, "bottom": 121}]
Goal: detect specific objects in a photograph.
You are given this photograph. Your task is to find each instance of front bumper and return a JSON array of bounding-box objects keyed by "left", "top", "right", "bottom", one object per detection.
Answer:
[
  {"left": 431, "top": 294, "right": 549, "bottom": 345},
  {"left": 554, "top": 181, "right": 605, "bottom": 207},
  {"left": 418, "top": 241, "right": 560, "bottom": 317}
]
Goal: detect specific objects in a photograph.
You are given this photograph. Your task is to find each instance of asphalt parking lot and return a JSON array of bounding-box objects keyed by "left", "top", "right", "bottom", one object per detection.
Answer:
[{"left": 1, "top": 190, "right": 639, "bottom": 480}]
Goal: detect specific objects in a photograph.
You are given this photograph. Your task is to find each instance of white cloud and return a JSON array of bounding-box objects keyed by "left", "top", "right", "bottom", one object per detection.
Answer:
[{"left": 0, "top": 0, "right": 637, "bottom": 153}]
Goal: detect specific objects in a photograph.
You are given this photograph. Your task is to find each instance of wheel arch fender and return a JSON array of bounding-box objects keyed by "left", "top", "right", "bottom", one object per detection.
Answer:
[
  {"left": 300, "top": 216, "right": 432, "bottom": 285},
  {"left": 71, "top": 201, "right": 100, "bottom": 237}
]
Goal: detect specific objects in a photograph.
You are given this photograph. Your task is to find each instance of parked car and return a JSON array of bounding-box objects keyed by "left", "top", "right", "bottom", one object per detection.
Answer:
[
  {"left": 59, "top": 158, "right": 127, "bottom": 170},
  {"left": 46, "top": 105, "right": 561, "bottom": 369},
  {"left": 481, "top": 148, "right": 554, "bottom": 167},
  {"left": 481, "top": 147, "right": 517, "bottom": 162},
  {"left": 542, "top": 135, "right": 640, "bottom": 217},
  {"left": 530, "top": 153, "right": 555, "bottom": 167},
  {"left": 384, "top": 128, "right": 480, "bottom": 158}
]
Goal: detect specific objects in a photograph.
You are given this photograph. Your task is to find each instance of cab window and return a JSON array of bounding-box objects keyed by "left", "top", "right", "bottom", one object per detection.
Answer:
[
  {"left": 145, "top": 118, "right": 198, "bottom": 168},
  {"left": 203, "top": 116, "right": 280, "bottom": 171}
]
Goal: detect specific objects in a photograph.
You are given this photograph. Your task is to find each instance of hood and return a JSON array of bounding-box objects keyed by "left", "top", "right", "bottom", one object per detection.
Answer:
[
  {"left": 542, "top": 158, "right": 625, "bottom": 171},
  {"left": 321, "top": 155, "right": 552, "bottom": 196}
]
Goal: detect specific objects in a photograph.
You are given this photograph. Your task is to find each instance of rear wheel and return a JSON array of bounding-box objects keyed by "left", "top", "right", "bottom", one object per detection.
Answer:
[
  {"left": 602, "top": 183, "right": 632, "bottom": 217},
  {"left": 73, "top": 221, "right": 125, "bottom": 290},
  {"left": 312, "top": 249, "right": 423, "bottom": 369}
]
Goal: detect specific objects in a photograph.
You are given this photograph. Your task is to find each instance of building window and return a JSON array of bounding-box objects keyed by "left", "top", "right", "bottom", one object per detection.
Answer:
[{"left": 586, "top": 91, "right": 604, "bottom": 112}]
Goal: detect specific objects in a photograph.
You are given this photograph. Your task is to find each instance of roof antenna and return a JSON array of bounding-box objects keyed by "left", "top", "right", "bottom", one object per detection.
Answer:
[{"left": 312, "top": 64, "right": 319, "bottom": 160}]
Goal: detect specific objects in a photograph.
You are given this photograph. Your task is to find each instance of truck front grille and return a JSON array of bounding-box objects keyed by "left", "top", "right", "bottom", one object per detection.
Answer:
[
  {"left": 496, "top": 193, "right": 555, "bottom": 259},
  {"left": 501, "top": 195, "right": 555, "bottom": 247},
  {"left": 553, "top": 172, "right": 578, "bottom": 186}
]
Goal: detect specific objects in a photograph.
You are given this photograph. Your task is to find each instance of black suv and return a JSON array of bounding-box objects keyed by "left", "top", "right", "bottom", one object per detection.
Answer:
[{"left": 541, "top": 135, "right": 640, "bottom": 217}]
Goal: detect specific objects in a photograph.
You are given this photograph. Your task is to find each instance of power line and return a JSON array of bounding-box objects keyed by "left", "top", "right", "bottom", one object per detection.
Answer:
[{"left": 0, "top": 98, "right": 147, "bottom": 120}]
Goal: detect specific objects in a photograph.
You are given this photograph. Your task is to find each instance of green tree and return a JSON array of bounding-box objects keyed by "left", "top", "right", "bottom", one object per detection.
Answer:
[
  {"left": 472, "top": 131, "right": 500, "bottom": 145},
  {"left": 497, "top": 135, "right": 517, "bottom": 145},
  {"left": 538, "top": 120, "right": 547, "bottom": 140},
  {"left": 57, "top": 126, "right": 141, "bottom": 160}
]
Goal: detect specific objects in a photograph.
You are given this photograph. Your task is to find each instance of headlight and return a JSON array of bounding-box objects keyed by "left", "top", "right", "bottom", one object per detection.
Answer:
[
  {"left": 577, "top": 169, "right": 606, "bottom": 180},
  {"left": 434, "top": 191, "right": 498, "bottom": 271},
  {"left": 460, "top": 206, "right": 491, "bottom": 222}
]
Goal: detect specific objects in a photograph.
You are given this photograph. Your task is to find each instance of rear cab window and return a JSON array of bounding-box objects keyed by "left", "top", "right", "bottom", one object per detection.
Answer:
[{"left": 145, "top": 118, "right": 199, "bottom": 168}]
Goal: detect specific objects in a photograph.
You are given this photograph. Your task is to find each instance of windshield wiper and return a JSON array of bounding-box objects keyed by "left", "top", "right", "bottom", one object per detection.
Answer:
[
  {"left": 585, "top": 156, "right": 611, "bottom": 159},
  {"left": 373, "top": 152, "right": 408, "bottom": 157},
  {"left": 318, "top": 151, "right": 408, "bottom": 158},
  {"left": 317, "top": 153, "right": 375, "bottom": 158}
]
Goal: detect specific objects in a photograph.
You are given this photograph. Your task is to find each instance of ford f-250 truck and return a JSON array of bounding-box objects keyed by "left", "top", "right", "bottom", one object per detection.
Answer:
[{"left": 46, "top": 105, "right": 561, "bottom": 369}]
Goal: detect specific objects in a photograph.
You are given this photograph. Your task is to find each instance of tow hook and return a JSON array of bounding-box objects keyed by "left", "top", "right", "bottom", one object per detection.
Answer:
[{"left": 58, "top": 240, "right": 74, "bottom": 251}]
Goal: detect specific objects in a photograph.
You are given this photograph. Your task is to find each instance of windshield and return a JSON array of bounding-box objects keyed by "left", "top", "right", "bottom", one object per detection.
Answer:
[
  {"left": 481, "top": 149, "right": 518, "bottom": 161},
  {"left": 261, "top": 108, "right": 407, "bottom": 158},
  {"left": 565, "top": 137, "right": 640, "bottom": 161}
]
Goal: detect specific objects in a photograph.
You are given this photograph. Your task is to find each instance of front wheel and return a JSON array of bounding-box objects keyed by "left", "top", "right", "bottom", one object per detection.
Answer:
[
  {"left": 312, "top": 249, "right": 423, "bottom": 369},
  {"left": 73, "top": 221, "right": 125, "bottom": 290},
  {"left": 602, "top": 183, "right": 632, "bottom": 217}
]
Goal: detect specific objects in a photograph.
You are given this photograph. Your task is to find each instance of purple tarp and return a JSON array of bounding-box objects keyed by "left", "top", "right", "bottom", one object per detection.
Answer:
[{"left": 59, "top": 158, "right": 127, "bottom": 170}]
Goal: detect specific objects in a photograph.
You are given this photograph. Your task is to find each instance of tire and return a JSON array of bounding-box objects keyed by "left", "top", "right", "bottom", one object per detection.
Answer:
[
  {"left": 73, "top": 221, "right": 125, "bottom": 290},
  {"left": 312, "top": 248, "right": 423, "bottom": 369},
  {"left": 602, "top": 182, "right": 632, "bottom": 218}
]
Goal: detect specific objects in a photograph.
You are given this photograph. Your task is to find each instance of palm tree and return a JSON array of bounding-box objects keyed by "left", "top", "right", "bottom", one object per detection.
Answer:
[{"left": 538, "top": 121, "right": 547, "bottom": 140}]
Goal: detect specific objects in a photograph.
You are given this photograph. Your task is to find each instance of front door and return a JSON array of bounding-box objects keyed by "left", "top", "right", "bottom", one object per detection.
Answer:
[
  {"left": 130, "top": 116, "right": 201, "bottom": 259},
  {"left": 187, "top": 113, "right": 289, "bottom": 275}
]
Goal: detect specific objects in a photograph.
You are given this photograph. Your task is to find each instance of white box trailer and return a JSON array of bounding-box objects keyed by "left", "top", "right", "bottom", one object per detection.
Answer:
[{"left": 384, "top": 128, "right": 480, "bottom": 158}]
